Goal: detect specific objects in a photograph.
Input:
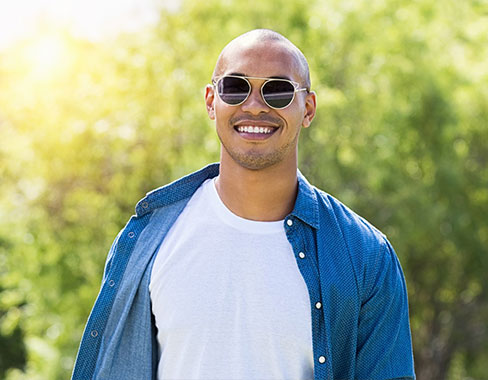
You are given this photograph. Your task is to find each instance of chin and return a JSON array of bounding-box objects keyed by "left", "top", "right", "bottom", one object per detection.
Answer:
[{"left": 230, "top": 152, "right": 284, "bottom": 171}]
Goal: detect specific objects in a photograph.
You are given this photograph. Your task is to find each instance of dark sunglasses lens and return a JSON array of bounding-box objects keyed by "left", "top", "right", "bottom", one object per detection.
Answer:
[
  {"left": 262, "top": 80, "right": 295, "bottom": 108},
  {"left": 218, "top": 77, "right": 250, "bottom": 105}
]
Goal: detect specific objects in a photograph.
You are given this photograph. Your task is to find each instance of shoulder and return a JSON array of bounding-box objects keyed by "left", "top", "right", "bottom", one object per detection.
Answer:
[
  {"left": 312, "top": 187, "right": 400, "bottom": 302},
  {"left": 313, "top": 187, "right": 388, "bottom": 252}
]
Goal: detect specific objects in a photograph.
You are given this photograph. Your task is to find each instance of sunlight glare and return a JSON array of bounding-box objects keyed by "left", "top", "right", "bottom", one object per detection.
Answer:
[
  {"left": 0, "top": 0, "right": 169, "bottom": 50},
  {"left": 25, "top": 35, "right": 66, "bottom": 80}
]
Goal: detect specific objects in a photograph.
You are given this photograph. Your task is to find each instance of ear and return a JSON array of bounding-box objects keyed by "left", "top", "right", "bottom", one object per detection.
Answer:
[
  {"left": 302, "top": 91, "right": 317, "bottom": 128},
  {"left": 205, "top": 84, "right": 216, "bottom": 120}
]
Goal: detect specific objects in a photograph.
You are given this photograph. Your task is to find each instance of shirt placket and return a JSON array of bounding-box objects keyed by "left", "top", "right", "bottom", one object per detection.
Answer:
[{"left": 284, "top": 215, "right": 331, "bottom": 380}]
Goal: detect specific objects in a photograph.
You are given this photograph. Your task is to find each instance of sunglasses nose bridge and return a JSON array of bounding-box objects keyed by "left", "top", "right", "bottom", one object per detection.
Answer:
[{"left": 240, "top": 79, "right": 270, "bottom": 112}]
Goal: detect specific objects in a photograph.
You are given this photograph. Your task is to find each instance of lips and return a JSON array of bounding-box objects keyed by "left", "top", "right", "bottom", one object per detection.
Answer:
[
  {"left": 231, "top": 117, "right": 281, "bottom": 140},
  {"left": 232, "top": 124, "right": 279, "bottom": 141}
]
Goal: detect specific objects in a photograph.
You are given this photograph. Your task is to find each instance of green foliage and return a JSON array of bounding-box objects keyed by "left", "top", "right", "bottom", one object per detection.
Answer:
[
  {"left": 0, "top": 238, "right": 27, "bottom": 377},
  {"left": 0, "top": 0, "right": 487, "bottom": 378}
]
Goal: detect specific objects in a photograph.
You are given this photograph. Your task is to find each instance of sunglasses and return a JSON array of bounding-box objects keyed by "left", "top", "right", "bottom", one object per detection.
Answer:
[{"left": 212, "top": 75, "right": 308, "bottom": 109}]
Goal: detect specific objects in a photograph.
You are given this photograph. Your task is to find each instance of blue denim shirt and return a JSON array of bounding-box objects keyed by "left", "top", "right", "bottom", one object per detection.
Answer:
[{"left": 72, "top": 163, "right": 415, "bottom": 380}]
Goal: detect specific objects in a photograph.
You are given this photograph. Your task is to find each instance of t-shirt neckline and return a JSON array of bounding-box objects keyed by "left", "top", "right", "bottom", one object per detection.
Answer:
[{"left": 204, "top": 178, "right": 285, "bottom": 234}]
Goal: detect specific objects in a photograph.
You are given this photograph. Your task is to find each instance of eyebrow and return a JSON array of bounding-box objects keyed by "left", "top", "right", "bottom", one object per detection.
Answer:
[{"left": 228, "top": 72, "right": 292, "bottom": 81}]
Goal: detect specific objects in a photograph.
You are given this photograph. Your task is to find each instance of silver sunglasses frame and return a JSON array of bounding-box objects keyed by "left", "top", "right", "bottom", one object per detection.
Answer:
[{"left": 212, "top": 75, "right": 308, "bottom": 110}]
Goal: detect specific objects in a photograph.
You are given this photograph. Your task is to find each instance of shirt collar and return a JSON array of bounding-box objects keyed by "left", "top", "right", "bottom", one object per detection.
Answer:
[
  {"left": 136, "top": 163, "right": 220, "bottom": 216},
  {"left": 136, "top": 163, "right": 320, "bottom": 230},
  {"left": 291, "top": 169, "right": 320, "bottom": 229}
]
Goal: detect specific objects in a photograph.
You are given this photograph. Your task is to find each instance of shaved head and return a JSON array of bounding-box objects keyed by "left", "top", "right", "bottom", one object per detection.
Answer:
[{"left": 213, "top": 29, "right": 311, "bottom": 90}]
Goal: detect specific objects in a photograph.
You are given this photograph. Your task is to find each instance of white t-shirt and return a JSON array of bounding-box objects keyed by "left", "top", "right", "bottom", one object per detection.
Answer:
[{"left": 149, "top": 178, "right": 314, "bottom": 380}]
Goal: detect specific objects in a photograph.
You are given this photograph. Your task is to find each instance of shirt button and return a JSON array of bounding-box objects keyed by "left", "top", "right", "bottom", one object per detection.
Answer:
[
  {"left": 141, "top": 201, "right": 148, "bottom": 209},
  {"left": 286, "top": 219, "right": 293, "bottom": 227},
  {"left": 315, "top": 302, "right": 322, "bottom": 309},
  {"left": 128, "top": 231, "right": 135, "bottom": 238},
  {"left": 299, "top": 252, "right": 306, "bottom": 259},
  {"left": 91, "top": 330, "right": 98, "bottom": 338},
  {"left": 318, "top": 355, "right": 326, "bottom": 364},
  {"left": 108, "top": 280, "right": 115, "bottom": 287}
]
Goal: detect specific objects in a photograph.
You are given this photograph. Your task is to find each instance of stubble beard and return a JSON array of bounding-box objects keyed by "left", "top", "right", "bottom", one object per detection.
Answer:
[{"left": 217, "top": 128, "right": 301, "bottom": 171}]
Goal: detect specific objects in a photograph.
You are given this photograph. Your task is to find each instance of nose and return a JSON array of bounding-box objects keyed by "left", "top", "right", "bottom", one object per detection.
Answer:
[{"left": 240, "top": 81, "right": 270, "bottom": 115}]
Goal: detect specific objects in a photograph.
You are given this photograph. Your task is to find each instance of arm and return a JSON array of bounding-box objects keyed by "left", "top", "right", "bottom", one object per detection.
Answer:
[{"left": 355, "top": 238, "right": 416, "bottom": 379}]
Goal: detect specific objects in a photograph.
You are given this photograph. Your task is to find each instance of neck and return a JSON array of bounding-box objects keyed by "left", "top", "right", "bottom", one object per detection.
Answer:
[{"left": 215, "top": 155, "right": 298, "bottom": 222}]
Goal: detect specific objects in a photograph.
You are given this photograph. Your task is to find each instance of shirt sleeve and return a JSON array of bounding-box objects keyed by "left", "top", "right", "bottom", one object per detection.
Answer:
[{"left": 355, "top": 238, "right": 416, "bottom": 379}]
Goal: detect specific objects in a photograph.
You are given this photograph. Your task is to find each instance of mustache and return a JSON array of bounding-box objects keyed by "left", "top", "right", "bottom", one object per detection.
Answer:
[{"left": 229, "top": 115, "right": 283, "bottom": 126}]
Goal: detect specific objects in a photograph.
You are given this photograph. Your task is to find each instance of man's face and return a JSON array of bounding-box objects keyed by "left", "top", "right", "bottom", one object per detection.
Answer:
[{"left": 205, "top": 40, "right": 316, "bottom": 171}]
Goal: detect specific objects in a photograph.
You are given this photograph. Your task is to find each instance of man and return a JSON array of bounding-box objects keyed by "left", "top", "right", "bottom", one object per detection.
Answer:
[{"left": 72, "top": 29, "right": 415, "bottom": 380}]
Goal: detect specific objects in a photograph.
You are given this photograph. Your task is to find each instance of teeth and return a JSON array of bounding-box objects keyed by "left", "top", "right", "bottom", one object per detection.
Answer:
[{"left": 237, "top": 125, "right": 274, "bottom": 134}]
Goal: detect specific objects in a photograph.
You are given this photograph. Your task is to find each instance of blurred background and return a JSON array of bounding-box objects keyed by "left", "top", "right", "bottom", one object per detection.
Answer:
[{"left": 0, "top": 0, "right": 487, "bottom": 379}]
